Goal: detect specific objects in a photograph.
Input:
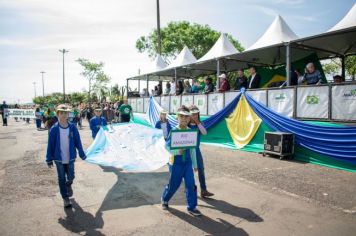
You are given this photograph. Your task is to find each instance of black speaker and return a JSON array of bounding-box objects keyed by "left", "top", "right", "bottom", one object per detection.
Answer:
[{"left": 263, "top": 132, "right": 294, "bottom": 159}]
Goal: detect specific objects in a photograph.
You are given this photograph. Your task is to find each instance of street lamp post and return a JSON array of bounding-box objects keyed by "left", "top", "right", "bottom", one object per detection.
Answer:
[
  {"left": 59, "top": 49, "right": 69, "bottom": 102},
  {"left": 33, "top": 82, "right": 37, "bottom": 98},
  {"left": 156, "top": 0, "right": 162, "bottom": 55},
  {"left": 40, "top": 71, "right": 45, "bottom": 97}
]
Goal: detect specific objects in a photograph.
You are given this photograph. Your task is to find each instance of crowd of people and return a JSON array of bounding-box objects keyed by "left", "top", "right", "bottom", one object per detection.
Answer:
[{"left": 139, "top": 63, "right": 347, "bottom": 97}]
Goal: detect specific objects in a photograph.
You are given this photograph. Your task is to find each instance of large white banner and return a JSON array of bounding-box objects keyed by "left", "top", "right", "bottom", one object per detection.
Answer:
[
  {"left": 208, "top": 93, "right": 224, "bottom": 115},
  {"left": 268, "top": 88, "right": 294, "bottom": 117},
  {"left": 224, "top": 91, "right": 240, "bottom": 107},
  {"left": 332, "top": 84, "right": 356, "bottom": 120},
  {"left": 181, "top": 95, "right": 194, "bottom": 107},
  {"left": 8, "top": 109, "right": 36, "bottom": 118},
  {"left": 194, "top": 94, "right": 208, "bottom": 115},
  {"left": 297, "top": 86, "right": 329, "bottom": 119},
  {"left": 143, "top": 98, "right": 150, "bottom": 113},
  {"left": 247, "top": 90, "right": 267, "bottom": 106},
  {"left": 136, "top": 98, "right": 144, "bottom": 113},
  {"left": 170, "top": 96, "right": 181, "bottom": 113},
  {"left": 160, "top": 96, "right": 170, "bottom": 111},
  {"left": 130, "top": 99, "right": 137, "bottom": 112}
]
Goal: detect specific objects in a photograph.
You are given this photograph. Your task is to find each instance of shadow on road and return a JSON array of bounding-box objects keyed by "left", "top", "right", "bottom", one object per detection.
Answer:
[
  {"left": 200, "top": 198, "right": 263, "bottom": 222},
  {"left": 168, "top": 207, "right": 249, "bottom": 236},
  {"left": 58, "top": 198, "right": 105, "bottom": 236}
]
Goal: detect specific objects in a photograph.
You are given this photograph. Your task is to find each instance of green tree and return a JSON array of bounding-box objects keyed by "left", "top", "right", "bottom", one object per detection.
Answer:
[
  {"left": 76, "top": 58, "right": 111, "bottom": 103},
  {"left": 136, "top": 21, "right": 244, "bottom": 61},
  {"left": 322, "top": 56, "right": 356, "bottom": 81}
]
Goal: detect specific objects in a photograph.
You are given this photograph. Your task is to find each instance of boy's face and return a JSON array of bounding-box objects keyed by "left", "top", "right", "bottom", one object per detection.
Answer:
[
  {"left": 57, "top": 111, "right": 69, "bottom": 121},
  {"left": 160, "top": 113, "right": 167, "bottom": 121},
  {"left": 191, "top": 113, "right": 199, "bottom": 121},
  {"left": 177, "top": 114, "right": 190, "bottom": 127},
  {"left": 94, "top": 110, "right": 102, "bottom": 116}
]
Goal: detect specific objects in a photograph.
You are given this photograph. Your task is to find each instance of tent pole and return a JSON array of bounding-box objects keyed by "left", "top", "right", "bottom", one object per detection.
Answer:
[
  {"left": 146, "top": 75, "right": 149, "bottom": 96},
  {"left": 286, "top": 43, "right": 291, "bottom": 86},
  {"left": 126, "top": 79, "right": 129, "bottom": 98},
  {"left": 341, "top": 56, "right": 346, "bottom": 81},
  {"left": 216, "top": 59, "right": 220, "bottom": 90}
]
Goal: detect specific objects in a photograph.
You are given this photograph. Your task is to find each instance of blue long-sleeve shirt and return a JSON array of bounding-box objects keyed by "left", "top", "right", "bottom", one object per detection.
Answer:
[
  {"left": 46, "top": 122, "right": 86, "bottom": 163},
  {"left": 89, "top": 116, "right": 107, "bottom": 139}
]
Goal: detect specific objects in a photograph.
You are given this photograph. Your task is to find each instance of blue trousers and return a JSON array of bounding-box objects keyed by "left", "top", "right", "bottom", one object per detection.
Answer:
[
  {"left": 162, "top": 157, "right": 197, "bottom": 211},
  {"left": 55, "top": 162, "right": 75, "bottom": 199},
  {"left": 196, "top": 148, "right": 207, "bottom": 191},
  {"left": 35, "top": 119, "right": 41, "bottom": 129}
]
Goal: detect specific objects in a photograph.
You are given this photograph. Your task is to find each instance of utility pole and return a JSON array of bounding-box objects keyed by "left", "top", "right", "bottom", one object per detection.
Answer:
[
  {"left": 156, "top": 0, "right": 162, "bottom": 55},
  {"left": 33, "top": 82, "right": 37, "bottom": 98},
  {"left": 59, "top": 49, "right": 69, "bottom": 102},
  {"left": 40, "top": 71, "right": 45, "bottom": 96}
]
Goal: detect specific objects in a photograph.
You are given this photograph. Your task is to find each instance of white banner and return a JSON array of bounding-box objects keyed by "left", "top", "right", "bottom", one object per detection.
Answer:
[
  {"left": 297, "top": 86, "right": 329, "bottom": 119},
  {"left": 8, "top": 109, "right": 36, "bottom": 118},
  {"left": 181, "top": 95, "right": 194, "bottom": 107},
  {"left": 208, "top": 93, "right": 224, "bottom": 115},
  {"left": 194, "top": 94, "right": 208, "bottom": 115},
  {"left": 332, "top": 84, "right": 356, "bottom": 120},
  {"left": 160, "top": 96, "right": 170, "bottom": 111},
  {"left": 268, "top": 88, "right": 294, "bottom": 117},
  {"left": 170, "top": 96, "right": 181, "bottom": 113},
  {"left": 224, "top": 91, "right": 240, "bottom": 107},
  {"left": 137, "top": 98, "right": 144, "bottom": 113},
  {"left": 247, "top": 90, "right": 267, "bottom": 106},
  {"left": 130, "top": 99, "right": 137, "bottom": 112},
  {"left": 143, "top": 98, "right": 150, "bottom": 113}
]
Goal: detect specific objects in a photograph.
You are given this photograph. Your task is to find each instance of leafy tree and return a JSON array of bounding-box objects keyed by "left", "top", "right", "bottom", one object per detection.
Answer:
[
  {"left": 322, "top": 56, "right": 356, "bottom": 81},
  {"left": 136, "top": 21, "right": 244, "bottom": 61},
  {"left": 76, "top": 58, "right": 111, "bottom": 103}
]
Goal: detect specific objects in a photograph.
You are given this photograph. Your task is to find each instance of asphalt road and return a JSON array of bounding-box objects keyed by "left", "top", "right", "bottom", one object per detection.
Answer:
[{"left": 0, "top": 119, "right": 355, "bottom": 236}]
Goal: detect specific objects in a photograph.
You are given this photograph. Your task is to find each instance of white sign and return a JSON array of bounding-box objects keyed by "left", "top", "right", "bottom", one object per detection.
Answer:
[
  {"left": 143, "top": 98, "right": 150, "bottom": 113},
  {"left": 208, "top": 93, "right": 224, "bottom": 115},
  {"left": 170, "top": 130, "right": 198, "bottom": 149},
  {"left": 224, "top": 91, "right": 240, "bottom": 107},
  {"left": 181, "top": 95, "right": 194, "bottom": 107},
  {"left": 297, "top": 86, "right": 329, "bottom": 119},
  {"left": 8, "top": 109, "right": 36, "bottom": 118},
  {"left": 170, "top": 96, "right": 181, "bottom": 113},
  {"left": 137, "top": 98, "right": 144, "bottom": 113},
  {"left": 332, "top": 84, "right": 356, "bottom": 120},
  {"left": 160, "top": 96, "right": 170, "bottom": 111},
  {"left": 247, "top": 90, "right": 267, "bottom": 106},
  {"left": 194, "top": 94, "right": 208, "bottom": 115},
  {"left": 268, "top": 88, "right": 294, "bottom": 117},
  {"left": 130, "top": 99, "right": 137, "bottom": 112}
]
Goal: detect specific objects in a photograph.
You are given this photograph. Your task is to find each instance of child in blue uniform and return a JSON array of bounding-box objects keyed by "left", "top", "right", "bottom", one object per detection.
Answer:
[
  {"left": 46, "top": 104, "right": 86, "bottom": 208},
  {"left": 189, "top": 105, "right": 214, "bottom": 198},
  {"left": 161, "top": 106, "right": 202, "bottom": 216},
  {"left": 89, "top": 107, "right": 107, "bottom": 139},
  {"left": 155, "top": 110, "right": 171, "bottom": 141}
]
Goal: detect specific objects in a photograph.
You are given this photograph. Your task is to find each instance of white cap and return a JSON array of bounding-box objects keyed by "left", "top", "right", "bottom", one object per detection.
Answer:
[
  {"left": 176, "top": 110, "right": 191, "bottom": 116},
  {"left": 218, "top": 73, "right": 227, "bottom": 79}
]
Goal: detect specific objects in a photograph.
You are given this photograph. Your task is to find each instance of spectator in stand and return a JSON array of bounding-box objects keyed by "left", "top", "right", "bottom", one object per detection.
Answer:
[
  {"left": 290, "top": 66, "right": 299, "bottom": 86},
  {"left": 164, "top": 82, "right": 171, "bottom": 95},
  {"left": 333, "top": 75, "right": 343, "bottom": 84},
  {"left": 203, "top": 77, "right": 214, "bottom": 94},
  {"left": 302, "top": 63, "right": 323, "bottom": 85},
  {"left": 183, "top": 79, "right": 192, "bottom": 94},
  {"left": 157, "top": 83, "right": 163, "bottom": 96},
  {"left": 191, "top": 79, "right": 200, "bottom": 93},
  {"left": 153, "top": 86, "right": 158, "bottom": 96},
  {"left": 170, "top": 78, "right": 176, "bottom": 95},
  {"left": 248, "top": 66, "right": 261, "bottom": 89},
  {"left": 176, "top": 80, "right": 184, "bottom": 95},
  {"left": 218, "top": 73, "right": 230, "bottom": 92},
  {"left": 234, "top": 69, "right": 248, "bottom": 90}
]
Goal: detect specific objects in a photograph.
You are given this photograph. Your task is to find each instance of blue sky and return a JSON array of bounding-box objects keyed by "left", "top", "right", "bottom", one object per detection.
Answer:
[{"left": 0, "top": 0, "right": 354, "bottom": 103}]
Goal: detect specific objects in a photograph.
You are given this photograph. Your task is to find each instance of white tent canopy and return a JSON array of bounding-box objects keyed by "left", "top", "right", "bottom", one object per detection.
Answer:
[
  {"left": 197, "top": 33, "right": 238, "bottom": 62},
  {"left": 247, "top": 15, "right": 298, "bottom": 51},
  {"left": 328, "top": 3, "right": 356, "bottom": 32},
  {"left": 166, "top": 46, "right": 197, "bottom": 69},
  {"left": 148, "top": 55, "right": 167, "bottom": 73}
]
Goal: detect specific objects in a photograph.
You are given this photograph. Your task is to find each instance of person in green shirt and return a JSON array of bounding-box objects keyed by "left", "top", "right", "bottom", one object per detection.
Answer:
[{"left": 119, "top": 100, "right": 133, "bottom": 123}]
